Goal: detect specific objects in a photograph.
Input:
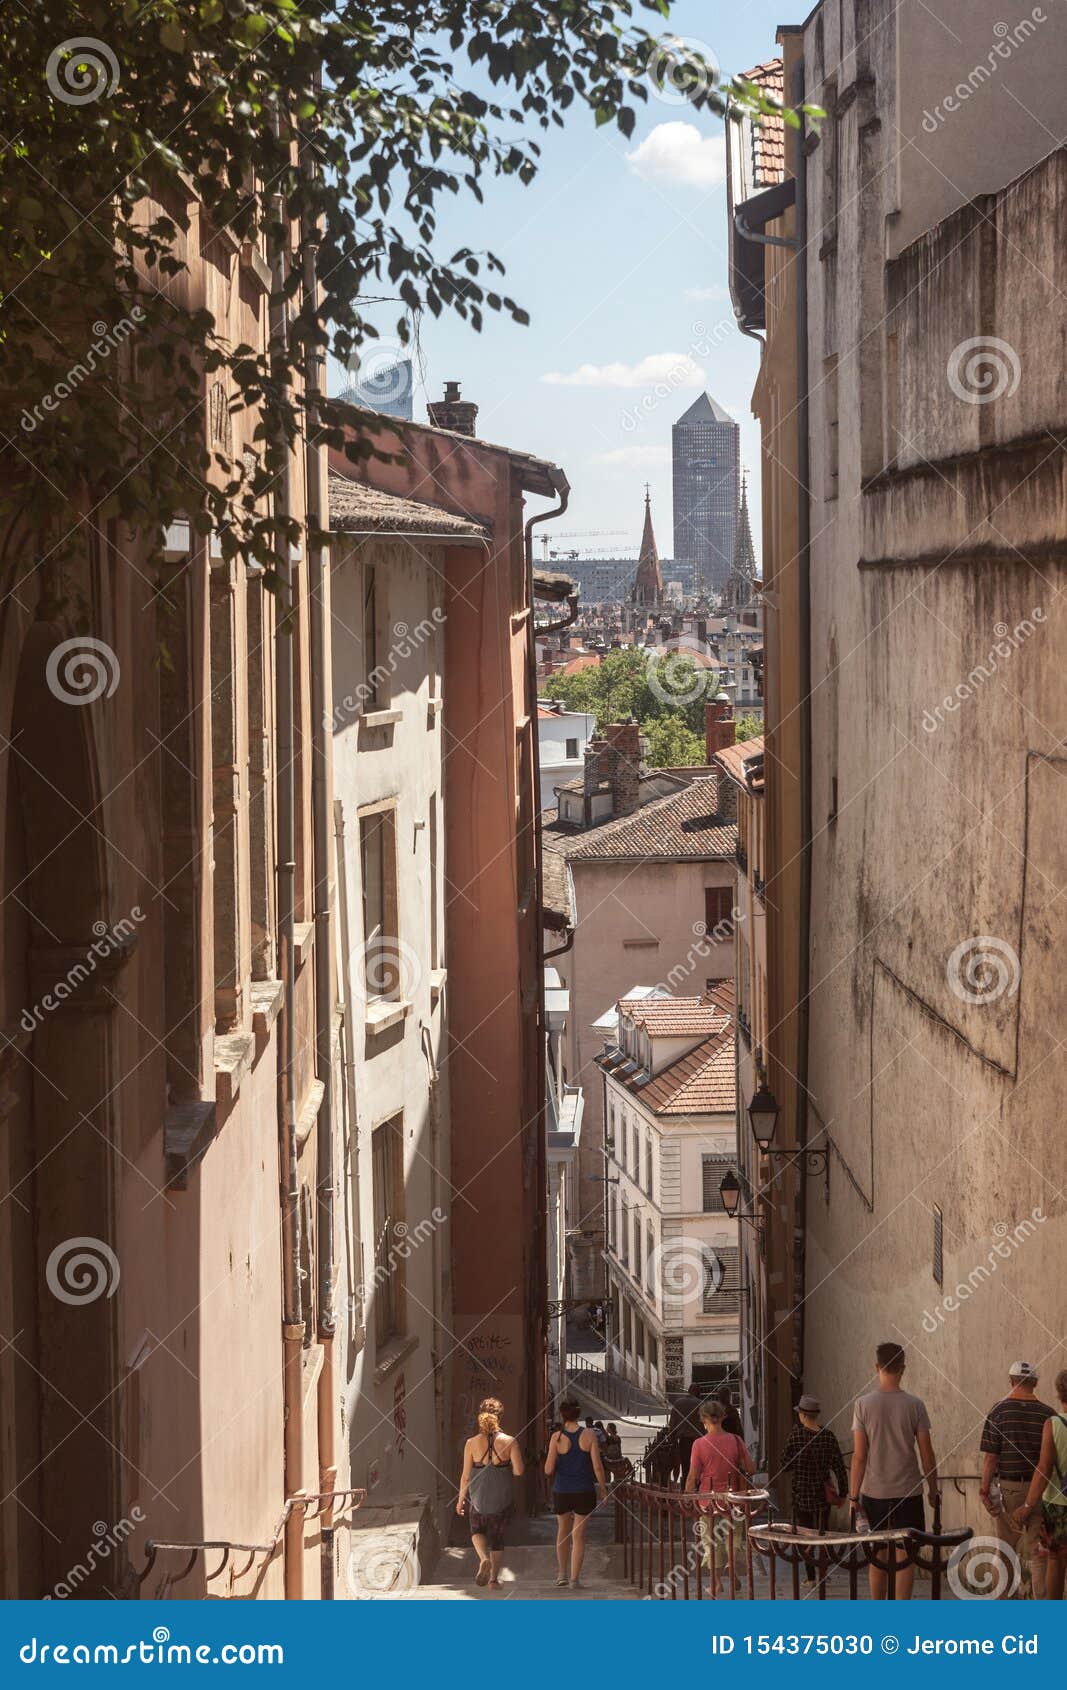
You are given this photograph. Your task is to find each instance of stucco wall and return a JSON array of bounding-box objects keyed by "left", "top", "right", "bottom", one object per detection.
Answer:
[
  {"left": 331, "top": 535, "right": 452, "bottom": 1521},
  {"left": 800, "top": 0, "right": 1067, "bottom": 1529}
]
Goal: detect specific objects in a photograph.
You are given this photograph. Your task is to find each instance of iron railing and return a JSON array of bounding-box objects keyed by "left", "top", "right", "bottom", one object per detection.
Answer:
[
  {"left": 134, "top": 1488, "right": 367, "bottom": 1599},
  {"left": 613, "top": 1483, "right": 972, "bottom": 1601}
]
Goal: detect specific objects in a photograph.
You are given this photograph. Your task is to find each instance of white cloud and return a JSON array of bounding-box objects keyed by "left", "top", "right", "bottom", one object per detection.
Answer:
[
  {"left": 542, "top": 352, "right": 704, "bottom": 390},
  {"left": 684, "top": 285, "right": 729, "bottom": 301},
  {"left": 626, "top": 121, "right": 725, "bottom": 188},
  {"left": 591, "top": 446, "right": 672, "bottom": 469}
]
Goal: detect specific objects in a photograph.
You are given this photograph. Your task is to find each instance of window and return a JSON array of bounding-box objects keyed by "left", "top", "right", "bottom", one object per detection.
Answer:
[
  {"left": 608, "top": 1196, "right": 617, "bottom": 1253},
  {"left": 703, "top": 1246, "right": 740, "bottom": 1314},
  {"left": 644, "top": 1133, "right": 652, "bottom": 1198},
  {"left": 565, "top": 737, "right": 579, "bottom": 760},
  {"left": 360, "top": 807, "right": 399, "bottom": 999},
  {"left": 633, "top": 1214, "right": 642, "bottom": 1284},
  {"left": 646, "top": 1222, "right": 654, "bottom": 1293},
  {"left": 363, "top": 563, "right": 383, "bottom": 709},
  {"left": 631, "top": 1123, "right": 639, "bottom": 1175},
  {"left": 372, "top": 1116, "right": 405, "bottom": 1346},
  {"left": 620, "top": 1198, "right": 629, "bottom": 1268},
  {"left": 933, "top": 1205, "right": 943, "bottom": 1288},
  {"left": 702, "top": 1154, "right": 732, "bottom": 1212},
  {"left": 704, "top": 886, "right": 733, "bottom": 936}
]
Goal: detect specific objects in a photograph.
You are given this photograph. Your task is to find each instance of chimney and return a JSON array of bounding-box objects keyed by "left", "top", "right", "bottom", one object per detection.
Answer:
[
  {"left": 583, "top": 735, "right": 607, "bottom": 798},
  {"left": 427, "top": 380, "right": 479, "bottom": 437},
  {"left": 705, "top": 693, "right": 735, "bottom": 763},
  {"left": 605, "top": 721, "right": 642, "bottom": 816}
]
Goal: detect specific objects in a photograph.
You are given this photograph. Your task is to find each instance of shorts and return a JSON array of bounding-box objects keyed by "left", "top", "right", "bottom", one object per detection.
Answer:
[
  {"left": 468, "top": 1505, "right": 512, "bottom": 1549},
  {"left": 553, "top": 1490, "right": 597, "bottom": 1516},
  {"left": 862, "top": 1493, "right": 925, "bottom": 1532}
]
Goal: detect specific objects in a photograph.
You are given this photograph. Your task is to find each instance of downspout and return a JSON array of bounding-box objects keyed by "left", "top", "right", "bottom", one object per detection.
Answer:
[
  {"left": 523, "top": 471, "right": 570, "bottom": 1497},
  {"left": 269, "top": 102, "right": 305, "bottom": 1602},
  {"left": 301, "top": 98, "right": 338, "bottom": 1598},
  {"left": 724, "top": 97, "right": 766, "bottom": 353},
  {"left": 792, "top": 58, "right": 814, "bottom": 1400}
]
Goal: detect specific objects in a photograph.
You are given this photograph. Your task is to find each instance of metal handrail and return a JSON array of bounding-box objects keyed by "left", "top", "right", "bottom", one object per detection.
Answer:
[
  {"left": 134, "top": 1488, "right": 367, "bottom": 1597},
  {"left": 613, "top": 1481, "right": 973, "bottom": 1601}
]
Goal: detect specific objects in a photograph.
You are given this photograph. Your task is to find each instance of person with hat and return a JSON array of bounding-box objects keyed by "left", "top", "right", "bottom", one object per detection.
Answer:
[
  {"left": 980, "top": 1360, "right": 1055, "bottom": 1598},
  {"left": 781, "top": 1392, "right": 849, "bottom": 1576}
]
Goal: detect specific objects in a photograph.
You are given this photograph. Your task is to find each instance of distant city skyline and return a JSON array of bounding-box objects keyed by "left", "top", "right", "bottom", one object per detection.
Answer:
[{"left": 324, "top": 0, "right": 786, "bottom": 558}]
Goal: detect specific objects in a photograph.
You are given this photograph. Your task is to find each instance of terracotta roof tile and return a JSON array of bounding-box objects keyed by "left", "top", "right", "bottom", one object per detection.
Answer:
[
  {"left": 328, "top": 473, "right": 488, "bottom": 540},
  {"left": 703, "top": 979, "right": 736, "bottom": 1017},
  {"left": 740, "top": 58, "right": 786, "bottom": 188},
  {"left": 626, "top": 999, "right": 730, "bottom": 1039},
  {"left": 559, "top": 776, "right": 736, "bottom": 863},
  {"left": 715, "top": 736, "right": 765, "bottom": 792},
  {"left": 642, "top": 1027, "right": 737, "bottom": 1115}
]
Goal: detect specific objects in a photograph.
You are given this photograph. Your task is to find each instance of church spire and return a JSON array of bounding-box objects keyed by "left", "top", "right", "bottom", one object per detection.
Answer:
[
  {"left": 631, "top": 485, "right": 663, "bottom": 608},
  {"left": 724, "top": 471, "right": 758, "bottom": 607}
]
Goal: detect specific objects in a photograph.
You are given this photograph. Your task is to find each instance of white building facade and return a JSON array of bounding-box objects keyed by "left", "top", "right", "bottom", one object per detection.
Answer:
[
  {"left": 598, "top": 995, "right": 740, "bottom": 1402},
  {"left": 538, "top": 700, "right": 596, "bottom": 813}
]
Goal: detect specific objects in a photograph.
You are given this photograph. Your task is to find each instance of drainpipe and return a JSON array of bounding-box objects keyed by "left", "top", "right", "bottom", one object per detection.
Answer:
[
  {"left": 523, "top": 471, "right": 570, "bottom": 1495},
  {"left": 792, "top": 58, "right": 814, "bottom": 1402},
  {"left": 270, "top": 101, "right": 305, "bottom": 1601},
  {"left": 300, "top": 87, "right": 338, "bottom": 1598}
]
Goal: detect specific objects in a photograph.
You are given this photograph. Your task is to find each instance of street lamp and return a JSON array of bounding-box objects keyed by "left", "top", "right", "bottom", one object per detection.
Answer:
[
  {"left": 719, "top": 1169, "right": 742, "bottom": 1217},
  {"left": 747, "top": 1084, "right": 780, "bottom": 1151},
  {"left": 718, "top": 1169, "right": 762, "bottom": 1232},
  {"left": 746, "top": 1081, "right": 829, "bottom": 1187}
]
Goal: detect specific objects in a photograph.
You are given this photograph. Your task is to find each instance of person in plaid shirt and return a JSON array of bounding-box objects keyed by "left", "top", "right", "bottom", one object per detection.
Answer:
[{"left": 782, "top": 1394, "right": 849, "bottom": 1534}]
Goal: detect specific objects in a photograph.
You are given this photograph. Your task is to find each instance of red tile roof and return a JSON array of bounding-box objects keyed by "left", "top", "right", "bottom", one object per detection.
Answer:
[
  {"left": 740, "top": 58, "right": 786, "bottom": 188},
  {"left": 703, "top": 979, "right": 736, "bottom": 1017},
  {"left": 642, "top": 1026, "right": 737, "bottom": 1116},
  {"left": 715, "top": 737, "right": 765, "bottom": 793},
  {"left": 625, "top": 998, "right": 730, "bottom": 1040},
  {"left": 560, "top": 776, "right": 736, "bottom": 863},
  {"left": 328, "top": 473, "right": 488, "bottom": 539}
]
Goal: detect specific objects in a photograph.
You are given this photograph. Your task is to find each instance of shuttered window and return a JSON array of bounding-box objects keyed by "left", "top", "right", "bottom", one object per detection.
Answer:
[
  {"left": 702, "top": 1154, "right": 732, "bottom": 1212},
  {"left": 703, "top": 1246, "right": 740, "bottom": 1314},
  {"left": 933, "top": 1204, "right": 944, "bottom": 1287}
]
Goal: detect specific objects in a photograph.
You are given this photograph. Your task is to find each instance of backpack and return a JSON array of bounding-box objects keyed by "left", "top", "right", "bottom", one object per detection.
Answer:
[{"left": 468, "top": 1434, "right": 514, "bottom": 1514}]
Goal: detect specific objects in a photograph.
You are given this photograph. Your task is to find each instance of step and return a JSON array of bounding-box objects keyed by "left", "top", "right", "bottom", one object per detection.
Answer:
[{"left": 395, "top": 1543, "right": 642, "bottom": 1601}]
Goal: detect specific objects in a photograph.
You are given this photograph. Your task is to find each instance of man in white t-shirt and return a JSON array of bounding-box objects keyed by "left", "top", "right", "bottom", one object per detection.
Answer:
[{"left": 850, "top": 1342, "right": 940, "bottom": 1599}]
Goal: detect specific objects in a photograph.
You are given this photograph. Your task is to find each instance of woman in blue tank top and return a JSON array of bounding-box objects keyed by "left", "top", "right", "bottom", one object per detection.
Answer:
[{"left": 544, "top": 1397, "right": 607, "bottom": 1589}]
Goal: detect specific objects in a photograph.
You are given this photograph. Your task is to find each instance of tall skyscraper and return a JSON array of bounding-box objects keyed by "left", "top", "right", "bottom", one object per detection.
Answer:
[{"left": 672, "top": 391, "right": 740, "bottom": 592}]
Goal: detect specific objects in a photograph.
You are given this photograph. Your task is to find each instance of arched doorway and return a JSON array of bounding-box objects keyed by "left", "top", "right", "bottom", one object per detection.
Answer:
[{"left": 0, "top": 621, "right": 120, "bottom": 1596}]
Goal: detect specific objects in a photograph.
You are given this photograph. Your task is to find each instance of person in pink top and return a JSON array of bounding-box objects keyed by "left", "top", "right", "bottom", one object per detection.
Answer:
[{"left": 684, "top": 1399, "right": 755, "bottom": 1589}]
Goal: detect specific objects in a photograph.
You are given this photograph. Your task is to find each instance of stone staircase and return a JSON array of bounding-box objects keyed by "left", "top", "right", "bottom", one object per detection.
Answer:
[{"left": 376, "top": 1503, "right": 640, "bottom": 1601}]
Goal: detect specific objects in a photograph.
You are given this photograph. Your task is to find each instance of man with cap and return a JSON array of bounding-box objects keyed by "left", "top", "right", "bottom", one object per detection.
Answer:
[
  {"left": 781, "top": 1392, "right": 849, "bottom": 1554},
  {"left": 980, "top": 1361, "right": 1054, "bottom": 1598}
]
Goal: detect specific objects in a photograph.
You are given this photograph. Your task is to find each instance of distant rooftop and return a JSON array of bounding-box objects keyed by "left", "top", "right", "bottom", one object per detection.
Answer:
[{"left": 675, "top": 392, "right": 736, "bottom": 427}]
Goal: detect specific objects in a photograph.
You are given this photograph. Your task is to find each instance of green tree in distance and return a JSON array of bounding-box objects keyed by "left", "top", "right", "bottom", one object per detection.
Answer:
[{"left": 4, "top": 3, "right": 797, "bottom": 582}]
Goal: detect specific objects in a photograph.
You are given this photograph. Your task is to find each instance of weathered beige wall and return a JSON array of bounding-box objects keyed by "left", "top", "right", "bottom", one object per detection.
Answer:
[{"left": 800, "top": 0, "right": 1067, "bottom": 1529}]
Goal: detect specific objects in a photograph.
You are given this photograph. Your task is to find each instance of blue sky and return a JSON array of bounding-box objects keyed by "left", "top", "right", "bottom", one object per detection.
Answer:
[{"left": 333, "top": 3, "right": 789, "bottom": 564}]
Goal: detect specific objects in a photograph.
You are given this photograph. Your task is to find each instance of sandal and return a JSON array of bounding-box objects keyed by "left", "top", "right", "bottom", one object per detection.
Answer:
[
  {"left": 475, "top": 1559, "right": 491, "bottom": 1586},
  {"left": 488, "top": 1578, "right": 500, "bottom": 1588},
  {"left": 555, "top": 1575, "right": 568, "bottom": 1587}
]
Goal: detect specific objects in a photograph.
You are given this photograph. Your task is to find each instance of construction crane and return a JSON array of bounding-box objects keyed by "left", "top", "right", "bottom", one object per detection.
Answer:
[{"left": 539, "top": 529, "right": 627, "bottom": 560}]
